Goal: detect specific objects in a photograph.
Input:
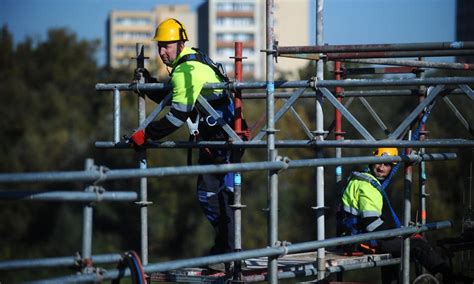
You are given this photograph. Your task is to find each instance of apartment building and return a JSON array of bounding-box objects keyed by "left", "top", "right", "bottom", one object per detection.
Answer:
[
  {"left": 107, "top": 10, "right": 155, "bottom": 68},
  {"left": 107, "top": 5, "right": 197, "bottom": 73},
  {"left": 198, "top": 0, "right": 262, "bottom": 80},
  {"left": 273, "top": 0, "right": 310, "bottom": 79},
  {"left": 199, "top": 0, "right": 309, "bottom": 80}
]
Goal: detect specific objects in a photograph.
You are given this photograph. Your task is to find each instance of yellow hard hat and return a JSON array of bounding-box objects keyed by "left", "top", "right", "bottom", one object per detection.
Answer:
[
  {"left": 373, "top": 148, "right": 399, "bottom": 157},
  {"left": 152, "top": 18, "right": 189, "bottom": 42}
]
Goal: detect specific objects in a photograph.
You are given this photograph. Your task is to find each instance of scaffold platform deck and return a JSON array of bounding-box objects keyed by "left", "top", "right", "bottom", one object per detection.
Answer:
[{"left": 149, "top": 251, "right": 394, "bottom": 283}]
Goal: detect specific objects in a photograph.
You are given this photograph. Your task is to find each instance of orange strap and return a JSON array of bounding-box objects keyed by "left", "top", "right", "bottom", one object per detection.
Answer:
[{"left": 359, "top": 243, "right": 376, "bottom": 254}]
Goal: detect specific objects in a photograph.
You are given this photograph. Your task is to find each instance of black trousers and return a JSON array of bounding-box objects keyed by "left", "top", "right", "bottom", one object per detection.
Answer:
[
  {"left": 376, "top": 236, "right": 451, "bottom": 284},
  {"left": 195, "top": 100, "right": 237, "bottom": 255}
]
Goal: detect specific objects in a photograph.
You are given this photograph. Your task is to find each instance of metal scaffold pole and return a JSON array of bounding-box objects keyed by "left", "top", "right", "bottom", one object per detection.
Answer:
[
  {"left": 265, "top": 0, "right": 278, "bottom": 282},
  {"left": 135, "top": 44, "right": 149, "bottom": 265},
  {"left": 401, "top": 139, "right": 414, "bottom": 283},
  {"left": 81, "top": 158, "right": 94, "bottom": 273},
  {"left": 113, "top": 87, "right": 121, "bottom": 143},
  {"left": 315, "top": 0, "right": 326, "bottom": 280}
]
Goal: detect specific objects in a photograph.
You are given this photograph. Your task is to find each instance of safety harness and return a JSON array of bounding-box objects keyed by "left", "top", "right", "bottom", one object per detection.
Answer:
[
  {"left": 170, "top": 48, "right": 235, "bottom": 166},
  {"left": 171, "top": 47, "right": 230, "bottom": 82}
]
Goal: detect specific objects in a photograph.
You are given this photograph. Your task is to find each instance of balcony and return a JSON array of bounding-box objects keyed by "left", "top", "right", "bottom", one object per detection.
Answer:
[
  {"left": 216, "top": 40, "right": 255, "bottom": 49},
  {"left": 216, "top": 11, "right": 254, "bottom": 18}
]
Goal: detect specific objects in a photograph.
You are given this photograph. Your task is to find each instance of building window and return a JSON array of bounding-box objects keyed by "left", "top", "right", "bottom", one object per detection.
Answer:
[
  {"left": 217, "top": 33, "right": 254, "bottom": 41},
  {"left": 216, "top": 17, "right": 254, "bottom": 26},
  {"left": 222, "top": 63, "right": 255, "bottom": 75},
  {"left": 243, "top": 47, "right": 253, "bottom": 57},
  {"left": 217, "top": 2, "right": 254, "bottom": 12},
  {"left": 114, "top": 17, "right": 152, "bottom": 26},
  {"left": 217, "top": 47, "right": 254, "bottom": 57},
  {"left": 216, "top": 48, "right": 236, "bottom": 57},
  {"left": 115, "top": 31, "right": 151, "bottom": 40}
]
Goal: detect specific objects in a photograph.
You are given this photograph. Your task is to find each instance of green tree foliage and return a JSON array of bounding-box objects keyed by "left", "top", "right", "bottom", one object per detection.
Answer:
[{"left": 0, "top": 26, "right": 138, "bottom": 281}]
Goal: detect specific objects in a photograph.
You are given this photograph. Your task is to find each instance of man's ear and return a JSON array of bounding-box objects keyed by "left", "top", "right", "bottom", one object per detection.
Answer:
[{"left": 178, "top": 41, "right": 185, "bottom": 52}]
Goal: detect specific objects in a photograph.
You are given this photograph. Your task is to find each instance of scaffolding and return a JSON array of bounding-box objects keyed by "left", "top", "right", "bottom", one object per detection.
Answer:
[{"left": 1, "top": 0, "right": 474, "bottom": 283}]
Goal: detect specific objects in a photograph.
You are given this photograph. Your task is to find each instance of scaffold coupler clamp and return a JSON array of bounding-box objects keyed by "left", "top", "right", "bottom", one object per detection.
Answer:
[
  {"left": 311, "top": 129, "right": 329, "bottom": 142},
  {"left": 276, "top": 155, "right": 290, "bottom": 172},
  {"left": 85, "top": 185, "right": 106, "bottom": 204},
  {"left": 260, "top": 40, "right": 278, "bottom": 63},
  {"left": 228, "top": 79, "right": 238, "bottom": 94},
  {"left": 311, "top": 205, "right": 331, "bottom": 212},
  {"left": 275, "top": 240, "right": 292, "bottom": 257},
  {"left": 92, "top": 165, "right": 109, "bottom": 186},
  {"left": 310, "top": 76, "right": 318, "bottom": 91},
  {"left": 135, "top": 200, "right": 153, "bottom": 207},
  {"left": 75, "top": 252, "right": 95, "bottom": 273},
  {"left": 409, "top": 152, "right": 423, "bottom": 165},
  {"left": 265, "top": 127, "right": 280, "bottom": 136}
]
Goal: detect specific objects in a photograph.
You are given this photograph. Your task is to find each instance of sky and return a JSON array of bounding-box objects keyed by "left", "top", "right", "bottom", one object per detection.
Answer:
[{"left": 1, "top": 0, "right": 456, "bottom": 66}]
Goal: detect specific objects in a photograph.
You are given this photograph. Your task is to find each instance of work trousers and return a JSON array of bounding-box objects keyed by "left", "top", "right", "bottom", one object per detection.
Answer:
[
  {"left": 197, "top": 173, "right": 235, "bottom": 254},
  {"left": 196, "top": 98, "right": 236, "bottom": 255}
]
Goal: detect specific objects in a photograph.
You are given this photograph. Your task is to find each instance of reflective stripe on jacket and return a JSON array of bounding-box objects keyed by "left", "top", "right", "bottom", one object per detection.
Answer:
[{"left": 341, "top": 171, "right": 384, "bottom": 232}]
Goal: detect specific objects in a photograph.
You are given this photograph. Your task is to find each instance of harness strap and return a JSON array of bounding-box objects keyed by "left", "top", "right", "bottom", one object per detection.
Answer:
[
  {"left": 171, "top": 49, "right": 229, "bottom": 82},
  {"left": 352, "top": 171, "right": 401, "bottom": 228}
]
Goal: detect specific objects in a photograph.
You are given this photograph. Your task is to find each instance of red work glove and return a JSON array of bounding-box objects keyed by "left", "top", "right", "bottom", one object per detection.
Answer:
[
  {"left": 410, "top": 233, "right": 423, "bottom": 240},
  {"left": 130, "top": 129, "right": 146, "bottom": 146}
]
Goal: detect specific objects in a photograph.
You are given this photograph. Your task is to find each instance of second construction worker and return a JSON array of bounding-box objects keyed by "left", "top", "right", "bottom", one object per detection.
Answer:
[
  {"left": 129, "top": 18, "right": 239, "bottom": 270},
  {"left": 337, "top": 148, "right": 456, "bottom": 283}
]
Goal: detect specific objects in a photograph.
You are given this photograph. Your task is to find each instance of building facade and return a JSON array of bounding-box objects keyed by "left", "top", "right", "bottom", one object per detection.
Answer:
[
  {"left": 273, "top": 0, "right": 310, "bottom": 79},
  {"left": 107, "top": 10, "right": 155, "bottom": 68},
  {"left": 199, "top": 0, "right": 309, "bottom": 80},
  {"left": 107, "top": 5, "right": 197, "bottom": 74}
]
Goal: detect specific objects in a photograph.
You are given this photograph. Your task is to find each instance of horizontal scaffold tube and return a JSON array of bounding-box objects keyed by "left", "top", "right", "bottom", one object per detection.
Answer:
[
  {"left": 324, "top": 49, "right": 474, "bottom": 60},
  {"left": 95, "top": 139, "right": 474, "bottom": 149},
  {"left": 341, "top": 58, "right": 474, "bottom": 70},
  {"left": 95, "top": 77, "right": 474, "bottom": 92},
  {"left": 0, "top": 153, "right": 457, "bottom": 184},
  {"left": 241, "top": 89, "right": 466, "bottom": 99},
  {"left": 0, "top": 253, "right": 122, "bottom": 270},
  {"left": 244, "top": 258, "right": 401, "bottom": 282},
  {"left": 277, "top": 41, "right": 474, "bottom": 54},
  {"left": 31, "top": 221, "right": 451, "bottom": 283},
  {"left": 0, "top": 190, "right": 137, "bottom": 202}
]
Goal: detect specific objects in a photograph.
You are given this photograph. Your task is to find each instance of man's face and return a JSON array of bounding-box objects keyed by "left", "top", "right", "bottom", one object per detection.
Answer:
[
  {"left": 158, "top": 41, "right": 183, "bottom": 66},
  {"left": 371, "top": 163, "right": 393, "bottom": 180}
]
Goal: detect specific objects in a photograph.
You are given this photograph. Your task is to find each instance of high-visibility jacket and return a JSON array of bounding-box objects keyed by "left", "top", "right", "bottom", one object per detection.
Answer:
[
  {"left": 145, "top": 47, "right": 226, "bottom": 140},
  {"left": 339, "top": 171, "right": 394, "bottom": 236}
]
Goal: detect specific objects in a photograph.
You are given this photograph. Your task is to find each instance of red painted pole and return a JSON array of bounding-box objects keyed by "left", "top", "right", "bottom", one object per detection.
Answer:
[{"left": 234, "top": 42, "right": 243, "bottom": 135}]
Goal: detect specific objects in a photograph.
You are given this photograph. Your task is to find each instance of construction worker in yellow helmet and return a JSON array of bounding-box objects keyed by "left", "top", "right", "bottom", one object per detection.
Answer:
[
  {"left": 337, "top": 148, "right": 456, "bottom": 283},
  {"left": 128, "top": 18, "right": 239, "bottom": 273}
]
